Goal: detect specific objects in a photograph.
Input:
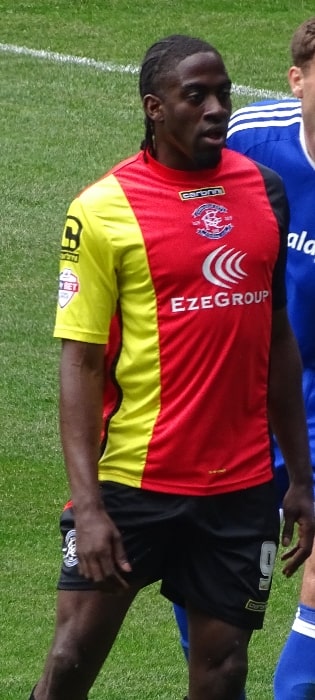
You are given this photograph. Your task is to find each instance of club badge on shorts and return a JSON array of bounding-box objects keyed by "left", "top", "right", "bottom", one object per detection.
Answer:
[{"left": 62, "top": 528, "right": 79, "bottom": 567}]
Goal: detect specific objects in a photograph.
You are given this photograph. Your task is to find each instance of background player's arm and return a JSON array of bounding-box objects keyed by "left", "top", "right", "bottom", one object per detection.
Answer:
[
  {"left": 60, "top": 338, "right": 131, "bottom": 587},
  {"left": 268, "top": 308, "right": 314, "bottom": 576}
]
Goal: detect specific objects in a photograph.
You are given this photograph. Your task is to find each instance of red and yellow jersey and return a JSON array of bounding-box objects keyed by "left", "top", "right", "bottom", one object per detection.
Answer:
[{"left": 54, "top": 149, "right": 288, "bottom": 495}]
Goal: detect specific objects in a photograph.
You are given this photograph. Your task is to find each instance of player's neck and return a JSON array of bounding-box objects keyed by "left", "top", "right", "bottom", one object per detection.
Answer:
[
  {"left": 305, "top": 132, "right": 315, "bottom": 162},
  {"left": 300, "top": 121, "right": 315, "bottom": 166}
]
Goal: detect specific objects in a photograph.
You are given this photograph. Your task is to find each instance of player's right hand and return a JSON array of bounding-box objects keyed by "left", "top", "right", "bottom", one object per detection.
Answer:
[{"left": 74, "top": 506, "right": 132, "bottom": 591}]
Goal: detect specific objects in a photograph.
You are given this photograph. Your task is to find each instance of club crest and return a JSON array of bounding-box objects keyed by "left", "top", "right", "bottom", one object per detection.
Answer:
[
  {"left": 192, "top": 203, "right": 233, "bottom": 240},
  {"left": 62, "top": 529, "right": 78, "bottom": 567}
]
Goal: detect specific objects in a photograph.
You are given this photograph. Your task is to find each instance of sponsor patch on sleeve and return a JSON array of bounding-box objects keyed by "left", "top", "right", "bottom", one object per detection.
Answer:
[{"left": 58, "top": 268, "right": 80, "bottom": 308}]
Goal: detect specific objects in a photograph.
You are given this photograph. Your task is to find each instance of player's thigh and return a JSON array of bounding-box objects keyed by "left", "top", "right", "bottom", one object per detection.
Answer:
[
  {"left": 187, "top": 605, "right": 251, "bottom": 699},
  {"left": 36, "top": 585, "right": 143, "bottom": 699},
  {"left": 52, "top": 584, "right": 141, "bottom": 665},
  {"left": 188, "top": 605, "right": 251, "bottom": 665}
]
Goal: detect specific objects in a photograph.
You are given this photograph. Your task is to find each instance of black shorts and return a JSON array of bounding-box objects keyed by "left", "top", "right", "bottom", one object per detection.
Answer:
[{"left": 58, "top": 479, "right": 280, "bottom": 630}]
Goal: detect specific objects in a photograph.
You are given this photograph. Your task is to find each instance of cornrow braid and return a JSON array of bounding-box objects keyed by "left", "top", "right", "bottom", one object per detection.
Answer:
[{"left": 139, "top": 34, "right": 219, "bottom": 156}]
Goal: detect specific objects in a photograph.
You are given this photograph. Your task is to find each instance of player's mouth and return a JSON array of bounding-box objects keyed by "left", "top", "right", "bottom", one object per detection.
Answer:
[{"left": 199, "top": 127, "right": 226, "bottom": 147}]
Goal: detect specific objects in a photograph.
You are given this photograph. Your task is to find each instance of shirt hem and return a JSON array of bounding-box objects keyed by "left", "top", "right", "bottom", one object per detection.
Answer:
[{"left": 99, "top": 471, "right": 274, "bottom": 496}]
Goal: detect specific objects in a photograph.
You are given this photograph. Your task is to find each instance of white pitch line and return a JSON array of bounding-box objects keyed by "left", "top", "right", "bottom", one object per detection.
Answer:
[
  {"left": 0, "top": 42, "right": 139, "bottom": 73},
  {"left": 232, "top": 84, "right": 289, "bottom": 100},
  {"left": 0, "top": 42, "right": 290, "bottom": 100}
]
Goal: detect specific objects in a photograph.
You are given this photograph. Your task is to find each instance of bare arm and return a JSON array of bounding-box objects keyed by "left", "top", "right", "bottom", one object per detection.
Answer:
[
  {"left": 268, "top": 308, "right": 314, "bottom": 576},
  {"left": 59, "top": 339, "right": 131, "bottom": 587}
]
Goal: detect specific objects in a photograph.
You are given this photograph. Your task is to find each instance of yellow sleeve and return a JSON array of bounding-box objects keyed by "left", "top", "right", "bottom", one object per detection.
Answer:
[{"left": 54, "top": 189, "right": 118, "bottom": 343}]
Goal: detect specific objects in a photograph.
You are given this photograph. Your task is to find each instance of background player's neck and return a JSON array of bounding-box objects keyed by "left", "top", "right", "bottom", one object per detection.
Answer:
[{"left": 300, "top": 120, "right": 315, "bottom": 166}]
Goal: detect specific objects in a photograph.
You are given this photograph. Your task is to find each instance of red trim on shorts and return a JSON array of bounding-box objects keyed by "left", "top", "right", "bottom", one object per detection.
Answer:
[{"left": 63, "top": 499, "right": 73, "bottom": 511}]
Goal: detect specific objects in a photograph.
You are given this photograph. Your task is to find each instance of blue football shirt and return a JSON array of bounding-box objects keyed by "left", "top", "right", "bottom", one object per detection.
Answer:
[{"left": 227, "top": 99, "right": 315, "bottom": 472}]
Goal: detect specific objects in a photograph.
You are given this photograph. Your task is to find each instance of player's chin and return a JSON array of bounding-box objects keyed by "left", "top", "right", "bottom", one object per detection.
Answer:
[{"left": 193, "top": 145, "right": 222, "bottom": 169}]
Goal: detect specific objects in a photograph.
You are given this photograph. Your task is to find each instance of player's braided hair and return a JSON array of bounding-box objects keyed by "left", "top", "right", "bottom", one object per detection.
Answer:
[
  {"left": 139, "top": 34, "right": 219, "bottom": 156},
  {"left": 291, "top": 16, "right": 315, "bottom": 67}
]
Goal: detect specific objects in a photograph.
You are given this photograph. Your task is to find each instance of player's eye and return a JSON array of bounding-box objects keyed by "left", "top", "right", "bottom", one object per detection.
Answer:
[
  {"left": 217, "top": 86, "right": 232, "bottom": 102},
  {"left": 186, "top": 89, "right": 205, "bottom": 105}
]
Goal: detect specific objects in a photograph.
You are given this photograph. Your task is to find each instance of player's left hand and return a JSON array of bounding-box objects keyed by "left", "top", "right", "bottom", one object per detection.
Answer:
[{"left": 281, "top": 482, "right": 315, "bottom": 577}]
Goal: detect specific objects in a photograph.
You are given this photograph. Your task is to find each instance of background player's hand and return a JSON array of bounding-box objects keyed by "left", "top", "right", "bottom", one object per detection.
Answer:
[
  {"left": 281, "top": 482, "right": 315, "bottom": 577},
  {"left": 75, "top": 506, "right": 132, "bottom": 590}
]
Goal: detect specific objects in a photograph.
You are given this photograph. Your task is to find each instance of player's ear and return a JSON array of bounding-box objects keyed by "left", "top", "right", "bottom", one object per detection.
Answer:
[
  {"left": 288, "top": 66, "right": 303, "bottom": 99},
  {"left": 143, "top": 94, "right": 164, "bottom": 123}
]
